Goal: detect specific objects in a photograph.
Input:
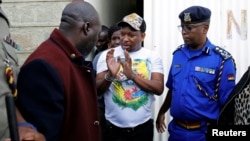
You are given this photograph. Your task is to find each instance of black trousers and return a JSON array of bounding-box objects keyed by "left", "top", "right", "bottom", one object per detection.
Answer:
[{"left": 103, "top": 119, "right": 154, "bottom": 141}]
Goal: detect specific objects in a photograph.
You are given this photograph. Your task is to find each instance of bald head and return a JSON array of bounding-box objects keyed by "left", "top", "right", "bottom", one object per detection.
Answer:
[
  {"left": 59, "top": 1, "right": 101, "bottom": 56},
  {"left": 59, "top": 1, "right": 99, "bottom": 33}
]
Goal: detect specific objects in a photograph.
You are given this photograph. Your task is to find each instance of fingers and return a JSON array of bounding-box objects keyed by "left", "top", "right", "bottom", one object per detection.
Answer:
[
  {"left": 18, "top": 126, "right": 46, "bottom": 141},
  {"left": 124, "top": 50, "right": 129, "bottom": 58},
  {"left": 156, "top": 114, "right": 167, "bottom": 133},
  {"left": 33, "top": 132, "right": 46, "bottom": 141},
  {"left": 156, "top": 122, "right": 167, "bottom": 133},
  {"left": 123, "top": 50, "right": 131, "bottom": 63},
  {"left": 20, "top": 131, "right": 36, "bottom": 140},
  {"left": 21, "top": 132, "right": 46, "bottom": 141},
  {"left": 116, "top": 56, "right": 122, "bottom": 63},
  {"left": 120, "top": 50, "right": 132, "bottom": 68},
  {"left": 106, "top": 49, "right": 114, "bottom": 60}
]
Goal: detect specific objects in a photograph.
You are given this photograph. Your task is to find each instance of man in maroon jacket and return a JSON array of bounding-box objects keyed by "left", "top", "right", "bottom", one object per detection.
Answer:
[{"left": 16, "top": 1, "right": 101, "bottom": 141}]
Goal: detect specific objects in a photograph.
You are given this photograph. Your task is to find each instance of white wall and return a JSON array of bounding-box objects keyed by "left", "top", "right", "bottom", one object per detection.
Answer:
[{"left": 144, "top": 0, "right": 250, "bottom": 140}]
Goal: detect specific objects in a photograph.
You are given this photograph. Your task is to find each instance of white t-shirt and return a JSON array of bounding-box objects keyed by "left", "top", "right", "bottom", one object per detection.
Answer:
[{"left": 97, "top": 46, "right": 164, "bottom": 127}]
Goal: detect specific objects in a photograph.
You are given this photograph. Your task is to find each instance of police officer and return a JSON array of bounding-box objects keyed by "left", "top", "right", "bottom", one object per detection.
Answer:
[
  {"left": 0, "top": 1, "right": 45, "bottom": 140},
  {"left": 156, "top": 6, "right": 236, "bottom": 141},
  {"left": 0, "top": 1, "right": 20, "bottom": 140}
]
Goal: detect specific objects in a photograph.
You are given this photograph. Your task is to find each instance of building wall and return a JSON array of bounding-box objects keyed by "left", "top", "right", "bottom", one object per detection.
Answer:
[
  {"left": 2, "top": 0, "right": 137, "bottom": 64},
  {"left": 2, "top": 0, "right": 70, "bottom": 63}
]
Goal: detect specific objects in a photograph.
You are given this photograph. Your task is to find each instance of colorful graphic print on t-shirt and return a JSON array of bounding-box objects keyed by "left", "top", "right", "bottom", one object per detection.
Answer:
[{"left": 112, "top": 58, "right": 151, "bottom": 111}]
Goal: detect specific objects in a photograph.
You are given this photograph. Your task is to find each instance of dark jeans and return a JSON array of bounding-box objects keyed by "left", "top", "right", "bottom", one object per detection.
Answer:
[
  {"left": 103, "top": 119, "right": 154, "bottom": 141},
  {"left": 99, "top": 107, "right": 106, "bottom": 141}
]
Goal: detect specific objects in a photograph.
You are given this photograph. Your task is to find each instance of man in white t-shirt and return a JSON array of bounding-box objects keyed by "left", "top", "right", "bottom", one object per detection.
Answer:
[{"left": 96, "top": 13, "right": 164, "bottom": 141}]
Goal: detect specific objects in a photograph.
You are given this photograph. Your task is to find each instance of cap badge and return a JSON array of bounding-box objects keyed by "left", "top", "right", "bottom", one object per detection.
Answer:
[{"left": 184, "top": 12, "right": 192, "bottom": 22}]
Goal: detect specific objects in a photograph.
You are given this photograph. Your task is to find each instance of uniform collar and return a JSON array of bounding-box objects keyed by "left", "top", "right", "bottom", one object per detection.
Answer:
[
  {"left": 201, "top": 39, "right": 213, "bottom": 55},
  {"left": 183, "top": 38, "right": 213, "bottom": 57}
]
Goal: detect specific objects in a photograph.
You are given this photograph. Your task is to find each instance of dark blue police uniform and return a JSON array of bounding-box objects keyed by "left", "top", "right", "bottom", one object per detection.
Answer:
[{"left": 166, "top": 6, "right": 236, "bottom": 141}]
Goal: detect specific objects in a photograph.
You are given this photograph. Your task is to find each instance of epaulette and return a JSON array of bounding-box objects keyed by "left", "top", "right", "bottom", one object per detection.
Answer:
[
  {"left": 172, "top": 44, "right": 184, "bottom": 54},
  {"left": 3, "top": 35, "right": 21, "bottom": 51},
  {"left": 213, "top": 46, "right": 232, "bottom": 60}
]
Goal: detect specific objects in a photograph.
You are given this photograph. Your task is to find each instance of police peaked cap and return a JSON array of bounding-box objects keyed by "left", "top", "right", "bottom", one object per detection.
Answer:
[{"left": 179, "top": 6, "right": 211, "bottom": 24}]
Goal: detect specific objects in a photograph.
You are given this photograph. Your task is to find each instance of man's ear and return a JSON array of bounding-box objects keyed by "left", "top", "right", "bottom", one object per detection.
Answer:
[
  {"left": 141, "top": 32, "right": 146, "bottom": 40},
  {"left": 82, "top": 22, "right": 90, "bottom": 35},
  {"left": 203, "top": 25, "right": 209, "bottom": 34}
]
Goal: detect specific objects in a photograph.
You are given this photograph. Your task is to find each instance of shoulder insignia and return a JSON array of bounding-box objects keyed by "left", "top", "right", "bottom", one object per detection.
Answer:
[
  {"left": 213, "top": 46, "right": 232, "bottom": 60},
  {"left": 172, "top": 44, "right": 184, "bottom": 54},
  {"left": 4, "top": 35, "right": 21, "bottom": 51}
]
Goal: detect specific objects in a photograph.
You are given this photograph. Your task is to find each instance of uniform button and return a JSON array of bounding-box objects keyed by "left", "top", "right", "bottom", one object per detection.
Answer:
[
  {"left": 87, "top": 69, "right": 91, "bottom": 73},
  {"left": 71, "top": 53, "right": 76, "bottom": 58},
  {"left": 94, "top": 121, "right": 100, "bottom": 126}
]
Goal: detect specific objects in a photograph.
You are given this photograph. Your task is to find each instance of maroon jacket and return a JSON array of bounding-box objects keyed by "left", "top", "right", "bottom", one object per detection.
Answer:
[{"left": 16, "top": 29, "right": 100, "bottom": 141}]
